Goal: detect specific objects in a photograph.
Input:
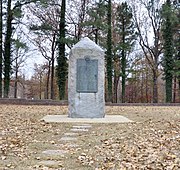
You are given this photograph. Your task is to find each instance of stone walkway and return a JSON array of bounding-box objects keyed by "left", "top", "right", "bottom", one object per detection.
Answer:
[
  {"left": 37, "top": 115, "right": 132, "bottom": 168},
  {"left": 37, "top": 124, "right": 92, "bottom": 168}
]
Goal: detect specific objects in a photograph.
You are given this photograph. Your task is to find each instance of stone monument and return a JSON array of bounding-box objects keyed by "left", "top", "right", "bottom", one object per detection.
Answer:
[{"left": 68, "top": 37, "right": 105, "bottom": 118}]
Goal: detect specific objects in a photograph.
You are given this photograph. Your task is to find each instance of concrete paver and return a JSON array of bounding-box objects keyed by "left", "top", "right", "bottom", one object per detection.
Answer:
[
  {"left": 59, "top": 136, "right": 77, "bottom": 141},
  {"left": 70, "top": 128, "right": 89, "bottom": 132},
  {"left": 42, "top": 150, "right": 67, "bottom": 155},
  {"left": 39, "top": 160, "right": 61, "bottom": 167}
]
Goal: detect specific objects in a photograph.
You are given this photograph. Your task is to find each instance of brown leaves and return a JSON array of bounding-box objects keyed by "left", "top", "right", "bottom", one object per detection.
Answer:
[
  {"left": 77, "top": 120, "right": 180, "bottom": 169},
  {"left": 0, "top": 105, "right": 179, "bottom": 169}
]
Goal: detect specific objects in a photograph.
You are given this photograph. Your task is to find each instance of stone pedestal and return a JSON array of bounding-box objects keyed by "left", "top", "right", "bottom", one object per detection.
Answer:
[{"left": 68, "top": 37, "right": 105, "bottom": 118}]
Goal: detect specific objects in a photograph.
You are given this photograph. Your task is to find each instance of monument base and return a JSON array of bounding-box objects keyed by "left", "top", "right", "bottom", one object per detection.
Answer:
[{"left": 42, "top": 115, "right": 133, "bottom": 123}]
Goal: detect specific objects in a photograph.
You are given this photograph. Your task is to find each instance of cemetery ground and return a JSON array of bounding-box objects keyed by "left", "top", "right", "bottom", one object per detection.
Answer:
[{"left": 0, "top": 105, "right": 180, "bottom": 170}]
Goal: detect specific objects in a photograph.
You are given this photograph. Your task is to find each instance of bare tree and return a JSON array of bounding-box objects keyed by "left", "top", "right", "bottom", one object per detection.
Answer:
[
  {"left": 26, "top": 2, "right": 59, "bottom": 99},
  {"left": 66, "top": 0, "right": 93, "bottom": 43},
  {"left": 12, "top": 37, "right": 29, "bottom": 98},
  {"left": 130, "top": 0, "right": 163, "bottom": 103},
  {"left": 33, "top": 63, "right": 49, "bottom": 99}
]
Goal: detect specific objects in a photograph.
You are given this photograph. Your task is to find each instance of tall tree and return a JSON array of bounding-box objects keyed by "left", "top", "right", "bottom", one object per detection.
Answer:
[
  {"left": 84, "top": 0, "right": 107, "bottom": 44},
  {"left": 56, "top": 0, "right": 68, "bottom": 100},
  {"left": 65, "top": 0, "right": 93, "bottom": 47},
  {"left": 12, "top": 38, "right": 28, "bottom": 98},
  {"left": 27, "top": 1, "right": 59, "bottom": 99},
  {"left": 33, "top": 63, "right": 47, "bottom": 99},
  {"left": 0, "top": 0, "right": 2, "bottom": 98},
  {"left": 116, "top": 2, "right": 135, "bottom": 103},
  {"left": 4, "top": 0, "right": 12, "bottom": 98},
  {"left": 172, "top": 0, "right": 180, "bottom": 102},
  {"left": 162, "top": 0, "right": 174, "bottom": 102},
  {"left": 132, "top": 0, "right": 163, "bottom": 103},
  {"left": 3, "top": 0, "right": 38, "bottom": 98},
  {"left": 106, "top": 0, "right": 112, "bottom": 102}
]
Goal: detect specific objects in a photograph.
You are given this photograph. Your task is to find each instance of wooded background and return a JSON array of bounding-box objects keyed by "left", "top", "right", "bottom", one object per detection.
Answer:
[{"left": 0, "top": 0, "right": 179, "bottom": 103}]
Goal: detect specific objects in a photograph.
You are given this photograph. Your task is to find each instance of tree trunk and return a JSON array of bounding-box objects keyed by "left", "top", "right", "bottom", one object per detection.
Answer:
[
  {"left": 106, "top": 0, "right": 112, "bottom": 102},
  {"left": 14, "top": 58, "right": 18, "bottom": 98},
  {"left": 162, "top": 0, "right": 173, "bottom": 103},
  {"left": 145, "top": 71, "right": 149, "bottom": 102},
  {"left": 165, "top": 74, "right": 173, "bottom": 103},
  {"left": 51, "top": 57, "right": 55, "bottom": 100},
  {"left": 77, "top": 0, "right": 86, "bottom": 40},
  {"left": 45, "top": 62, "right": 50, "bottom": 99},
  {"left": 4, "top": 0, "right": 12, "bottom": 98},
  {"left": 152, "top": 70, "right": 158, "bottom": 103},
  {"left": 141, "top": 72, "right": 144, "bottom": 102},
  {"left": 121, "top": 49, "right": 126, "bottom": 103},
  {"left": 121, "top": 9, "right": 126, "bottom": 103},
  {"left": 0, "top": 0, "right": 2, "bottom": 98},
  {"left": 113, "top": 73, "right": 119, "bottom": 103},
  {"left": 95, "top": 28, "right": 98, "bottom": 44},
  {"left": 173, "top": 76, "right": 176, "bottom": 103},
  {"left": 39, "top": 73, "right": 42, "bottom": 99},
  {"left": 57, "top": 0, "right": 67, "bottom": 100},
  {"left": 50, "top": 34, "right": 56, "bottom": 100}
]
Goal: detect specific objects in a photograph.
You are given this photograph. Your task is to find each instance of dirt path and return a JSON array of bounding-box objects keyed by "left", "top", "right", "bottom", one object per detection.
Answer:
[{"left": 0, "top": 105, "right": 179, "bottom": 169}]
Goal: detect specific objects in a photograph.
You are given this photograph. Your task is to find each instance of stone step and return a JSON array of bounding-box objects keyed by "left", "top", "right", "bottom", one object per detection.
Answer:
[
  {"left": 72, "top": 125, "right": 92, "bottom": 129},
  {"left": 64, "top": 132, "right": 78, "bottom": 136},
  {"left": 42, "top": 150, "right": 67, "bottom": 156},
  {"left": 59, "top": 136, "right": 77, "bottom": 141},
  {"left": 39, "top": 160, "right": 62, "bottom": 167},
  {"left": 70, "top": 128, "right": 89, "bottom": 132}
]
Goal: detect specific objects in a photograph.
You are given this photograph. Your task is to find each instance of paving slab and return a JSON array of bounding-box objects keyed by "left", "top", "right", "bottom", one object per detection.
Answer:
[
  {"left": 57, "top": 143, "right": 79, "bottom": 148},
  {"left": 42, "top": 150, "right": 67, "bottom": 156},
  {"left": 70, "top": 128, "right": 89, "bottom": 132},
  {"left": 72, "top": 125, "right": 92, "bottom": 129},
  {"left": 42, "top": 115, "right": 133, "bottom": 123},
  {"left": 39, "top": 160, "right": 60, "bottom": 167},
  {"left": 64, "top": 132, "right": 77, "bottom": 136},
  {"left": 59, "top": 136, "right": 77, "bottom": 141}
]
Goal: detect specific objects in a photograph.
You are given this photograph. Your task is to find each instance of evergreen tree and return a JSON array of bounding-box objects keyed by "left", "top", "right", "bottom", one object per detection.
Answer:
[
  {"left": 116, "top": 2, "right": 135, "bottom": 103},
  {"left": 106, "top": 0, "right": 112, "bottom": 102},
  {"left": 162, "top": 0, "right": 174, "bottom": 102},
  {"left": 0, "top": 0, "right": 2, "bottom": 98},
  {"left": 172, "top": 0, "right": 180, "bottom": 100},
  {"left": 56, "top": 0, "right": 68, "bottom": 100},
  {"left": 85, "top": 0, "right": 107, "bottom": 44},
  {"left": 3, "top": 0, "right": 38, "bottom": 98},
  {"left": 4, "top": 0, "right": 12, "bottom": 98}
]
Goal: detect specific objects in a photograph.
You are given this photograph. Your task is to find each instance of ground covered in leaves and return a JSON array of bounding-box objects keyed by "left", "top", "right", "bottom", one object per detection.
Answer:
[{"left": 0, "top": 105, "right": 179, "bottom": 170}]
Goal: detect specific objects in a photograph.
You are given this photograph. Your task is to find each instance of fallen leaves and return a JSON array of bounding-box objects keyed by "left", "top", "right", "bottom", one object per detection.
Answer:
[
  {"left": 0, "top": 105, "right": 179, "bottom": 169},
  {"left": 77, "top": 120, "right": 180, "bottom": 169}
]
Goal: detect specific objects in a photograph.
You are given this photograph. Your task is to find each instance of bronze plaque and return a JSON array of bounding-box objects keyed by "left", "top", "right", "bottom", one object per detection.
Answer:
[{"left": 76, "top": 58, "right": 98, "bottom": 93}]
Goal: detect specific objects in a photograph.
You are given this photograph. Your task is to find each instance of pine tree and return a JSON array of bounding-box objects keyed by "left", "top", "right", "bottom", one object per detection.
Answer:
[
  {"left": 3, "top": 0, "right": 37, "bottom": 98},
  {"left": 85, "top": 0, "right": 107, "bottom": 44},
  {"left": 4, "top": 0, "right": 12, "bottom": 98},
  {"left": 56, "top": 0, "right": 68, "bottom": 100},
  {"left": 172, "top": 0, "right": 180, "bottom": 101},
  {"left": 162, "top": 0, "right": 174, "bottom": 103},
  {"left": 116, "top": 2, "right": 135, "bottom": 103}
]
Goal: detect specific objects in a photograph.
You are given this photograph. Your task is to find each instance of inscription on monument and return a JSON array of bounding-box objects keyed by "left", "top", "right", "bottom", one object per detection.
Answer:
[{"left": 76, "top": 57, "right": 98, "bottom": 93}]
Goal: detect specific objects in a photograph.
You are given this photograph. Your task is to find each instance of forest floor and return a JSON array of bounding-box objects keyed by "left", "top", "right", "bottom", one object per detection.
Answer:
[{"left": 0, "top": 105, "right": 180, "bottom": 170}]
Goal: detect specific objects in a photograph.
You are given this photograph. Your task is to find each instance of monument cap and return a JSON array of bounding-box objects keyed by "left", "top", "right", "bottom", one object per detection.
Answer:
[{"left": 72, "top": 37, "right": 104, "bottom": 52}]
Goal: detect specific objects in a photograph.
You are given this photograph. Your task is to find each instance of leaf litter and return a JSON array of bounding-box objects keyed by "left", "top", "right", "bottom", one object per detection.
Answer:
[{"left": 0, "top": 105, "right": 179, "bottom": 169}]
